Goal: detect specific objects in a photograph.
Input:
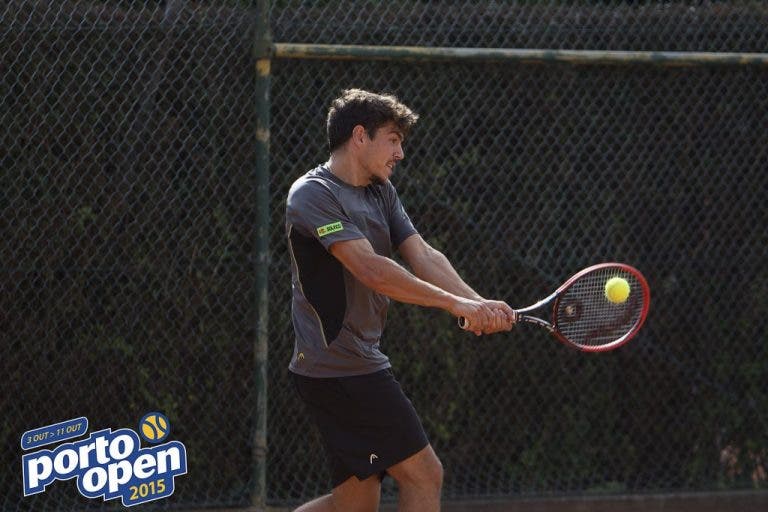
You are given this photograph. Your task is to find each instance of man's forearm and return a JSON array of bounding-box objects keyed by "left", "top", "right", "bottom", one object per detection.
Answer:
[
  {"left": 360, "top": 253, "right": 462, "bottom": 311},
  {"left": 410, "top": 246, "right": 483, "bottom": 300},
  {"left": 330, "top": 237, "right": 510, "bottom": 332}
]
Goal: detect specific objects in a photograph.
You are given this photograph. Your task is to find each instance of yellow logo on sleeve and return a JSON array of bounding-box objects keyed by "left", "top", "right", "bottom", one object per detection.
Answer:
[{"left": 316, "top": 221, "right": 343, "bottom": 237}]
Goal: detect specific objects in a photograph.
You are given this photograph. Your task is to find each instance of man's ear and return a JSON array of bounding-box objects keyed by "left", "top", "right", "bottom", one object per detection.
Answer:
[{"left": 351, "top": 125, "right": 368, "bottom": 146}]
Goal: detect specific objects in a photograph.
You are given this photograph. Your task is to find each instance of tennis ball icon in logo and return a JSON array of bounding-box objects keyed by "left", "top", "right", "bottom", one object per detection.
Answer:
[{"left": 139, "top": 412, "right": 170, "bottom": 443}]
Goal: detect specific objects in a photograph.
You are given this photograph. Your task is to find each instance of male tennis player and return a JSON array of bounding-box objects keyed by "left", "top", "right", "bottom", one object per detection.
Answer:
[{"left": 286, "top": 89, "right": 515, "bottom": 512}]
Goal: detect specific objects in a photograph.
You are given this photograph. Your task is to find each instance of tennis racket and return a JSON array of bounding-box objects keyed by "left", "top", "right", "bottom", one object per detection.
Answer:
[{"left": 459, "top": 262, "right": 650, "bottom": 352}]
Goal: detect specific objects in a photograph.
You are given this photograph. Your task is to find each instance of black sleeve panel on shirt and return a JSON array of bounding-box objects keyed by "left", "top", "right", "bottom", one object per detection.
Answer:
[{"left": 289, "top": 227, "right": 346, "bottom": 344}]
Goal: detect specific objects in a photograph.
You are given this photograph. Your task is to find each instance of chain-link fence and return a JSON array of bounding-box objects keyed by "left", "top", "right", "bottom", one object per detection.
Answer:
[
  {"left": 268, "top": 58, "right": 768, "bottom": 503},
  {"left": 2, "top": 2, "right": 263, "bottom": 510},
  {"left": 4, "top": 1, "right": 768, "bottom": 511},
  {"left": 269, "top": 0, "right": 768, "bottom": 506},
  {"left": 271, "top": 0, "right": 768, "bottom": 51}
]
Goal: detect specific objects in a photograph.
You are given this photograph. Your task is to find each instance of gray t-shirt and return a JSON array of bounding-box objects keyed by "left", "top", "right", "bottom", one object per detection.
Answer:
[{"left": 286, "top": 164, "right": 418, "bottom": 377}]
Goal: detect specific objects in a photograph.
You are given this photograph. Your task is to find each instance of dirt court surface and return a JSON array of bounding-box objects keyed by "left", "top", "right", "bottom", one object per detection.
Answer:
[
  {"left": 189, "top": 490, "right": 768, "bottom": 512},
  {"left": 395, "top": 491, "right": 768, "bottom": 512}
]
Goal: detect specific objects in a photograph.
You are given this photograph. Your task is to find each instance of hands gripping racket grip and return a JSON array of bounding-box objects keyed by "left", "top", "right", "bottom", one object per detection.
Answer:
[{"left": 458, "top": 312, "right": 517, "bottom": 330}]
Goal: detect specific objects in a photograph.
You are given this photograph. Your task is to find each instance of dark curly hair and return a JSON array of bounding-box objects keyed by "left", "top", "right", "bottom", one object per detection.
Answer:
[{"left": 326, "top": 89, "right": 419, "bottom": 152}]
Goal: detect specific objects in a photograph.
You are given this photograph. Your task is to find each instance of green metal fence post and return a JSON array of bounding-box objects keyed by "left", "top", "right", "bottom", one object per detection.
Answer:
[{"left": 252, "top": 0, "right": 271, "bottom": 509}]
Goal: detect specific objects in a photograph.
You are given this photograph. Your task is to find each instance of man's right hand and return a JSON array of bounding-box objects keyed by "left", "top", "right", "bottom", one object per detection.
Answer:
[
  {"left": 483, "top": 300, "right": 517, "bottom": 333},
  {"left": 451, "top": 298, "right": 515, "bottom": 336}
]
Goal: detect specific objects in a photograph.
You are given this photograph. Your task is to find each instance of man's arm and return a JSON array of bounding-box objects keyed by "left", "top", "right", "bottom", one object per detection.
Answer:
[
  {"left": 329, "top": 237, "right": 497, "bottom": 333},
  {"left": 398, "top": 234, "right": 515, "bottom": 329},
  {"left": 398, "top": 234, "right": 484, "bottom": 300}
]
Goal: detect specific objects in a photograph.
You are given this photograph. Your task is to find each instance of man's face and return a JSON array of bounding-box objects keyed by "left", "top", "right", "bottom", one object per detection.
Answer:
[{"left": 361, "top": 122, "right": 405, "bottom": 185}]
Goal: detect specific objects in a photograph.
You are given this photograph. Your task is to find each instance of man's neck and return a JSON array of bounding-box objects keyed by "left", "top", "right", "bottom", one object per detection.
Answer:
[{"left": 327, "top": 154, "right": 369, "bottom": 187}]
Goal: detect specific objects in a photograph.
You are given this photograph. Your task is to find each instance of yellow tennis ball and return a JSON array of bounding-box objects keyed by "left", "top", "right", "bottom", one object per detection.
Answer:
[{"left": 605, "top": 277, "right": 630, "bottom": 304}]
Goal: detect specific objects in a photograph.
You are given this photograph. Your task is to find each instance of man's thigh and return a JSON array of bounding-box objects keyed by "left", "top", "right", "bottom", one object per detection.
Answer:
[
  {"left": 332, "top": 474, "right": 382, "bottom": 512},
  {"left": 385, "top": 444, "right": 443, "bottom": 486}
]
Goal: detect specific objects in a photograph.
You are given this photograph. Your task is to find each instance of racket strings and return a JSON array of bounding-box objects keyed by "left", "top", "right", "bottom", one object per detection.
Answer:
[{"left": 555, "top": 267, "right": 646, "bottom": 349}]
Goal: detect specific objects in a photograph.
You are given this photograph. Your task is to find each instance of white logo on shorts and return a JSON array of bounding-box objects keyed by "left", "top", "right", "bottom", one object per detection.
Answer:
[{"left": 369, "top": 454, "right": 378, "bottom": 464}]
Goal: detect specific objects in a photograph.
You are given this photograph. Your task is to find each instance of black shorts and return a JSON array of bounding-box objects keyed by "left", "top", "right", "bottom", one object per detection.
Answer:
[{"left": 291, "top": 368, "right": 430, "bottom": 488}]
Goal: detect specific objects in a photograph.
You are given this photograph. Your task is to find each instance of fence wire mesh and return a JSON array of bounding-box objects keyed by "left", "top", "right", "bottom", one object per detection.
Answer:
[
  {"left": 271, "top": 0, "right": 768, "bottom": 51},
  {"left": 268, "top": 0, "right": 768, "bottom": 506},
  {"left": 2, "top": 1, "right": 261, "bottom": 510},
  {"left": 3, "top": 1, "right": 768, "bottom": 511},
  {"left": 268, "top": 58, "right": 768, "bottom": 504}
]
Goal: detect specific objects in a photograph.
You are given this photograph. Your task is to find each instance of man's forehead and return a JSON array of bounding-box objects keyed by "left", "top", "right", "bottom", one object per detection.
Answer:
[{"left": 380, "top": 122, "right": 404, "bottom": 139}]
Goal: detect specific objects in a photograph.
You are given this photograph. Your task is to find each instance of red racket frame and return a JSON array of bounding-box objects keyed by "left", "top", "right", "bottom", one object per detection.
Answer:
[{"left": 460, "top": 262, "right": 651, "bottom": 352}]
